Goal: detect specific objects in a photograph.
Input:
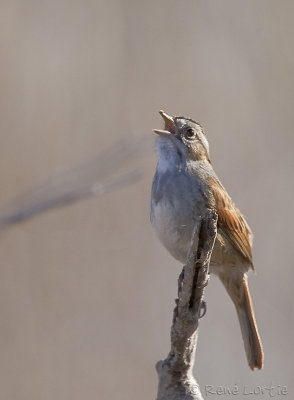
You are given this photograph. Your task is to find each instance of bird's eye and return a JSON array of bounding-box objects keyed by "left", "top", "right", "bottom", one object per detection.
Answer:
[{"left": 185, "top": 127, "right": 196, "bottom": 140}]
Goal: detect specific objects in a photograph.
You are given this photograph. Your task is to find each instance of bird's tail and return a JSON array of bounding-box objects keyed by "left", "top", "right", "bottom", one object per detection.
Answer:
[{"left": 220, "top": 272, "right": 264, "bottom": 370}]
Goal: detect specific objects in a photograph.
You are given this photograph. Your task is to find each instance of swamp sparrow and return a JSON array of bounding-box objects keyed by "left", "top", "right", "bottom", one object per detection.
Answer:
[{"left": 150, "top": 110, "right": 263, "bottom": 370}]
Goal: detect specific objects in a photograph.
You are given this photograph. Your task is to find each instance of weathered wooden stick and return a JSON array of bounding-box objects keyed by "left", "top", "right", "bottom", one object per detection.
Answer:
[{"left": 156, "top": 209, "right": 218, "bottom": 400}]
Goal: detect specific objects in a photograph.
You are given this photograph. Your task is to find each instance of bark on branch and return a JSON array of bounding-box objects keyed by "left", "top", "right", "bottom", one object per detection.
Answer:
[{"left": 156, "top": 209, "right": 218, "bottom": 400}]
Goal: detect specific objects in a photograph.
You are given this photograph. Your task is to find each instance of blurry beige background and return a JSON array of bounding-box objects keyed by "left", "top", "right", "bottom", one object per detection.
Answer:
[{"left": 0, "top": 0, "right": 293, "bottom": 399}]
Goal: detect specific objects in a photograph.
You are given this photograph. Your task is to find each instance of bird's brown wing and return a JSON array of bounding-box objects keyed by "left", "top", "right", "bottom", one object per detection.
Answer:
[{"left": 209, "top": 176, "right": 254, "bottom": 269}]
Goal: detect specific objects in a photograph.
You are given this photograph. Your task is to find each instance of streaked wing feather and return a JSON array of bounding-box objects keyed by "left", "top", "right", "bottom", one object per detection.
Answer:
[{"left": 209, "top": 177, "right": 254, "bottom": 268}]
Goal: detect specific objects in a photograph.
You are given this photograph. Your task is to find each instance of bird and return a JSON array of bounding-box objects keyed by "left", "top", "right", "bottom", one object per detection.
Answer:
[{"left": 150, "top": 110, "right": 263, "bottom": 370}]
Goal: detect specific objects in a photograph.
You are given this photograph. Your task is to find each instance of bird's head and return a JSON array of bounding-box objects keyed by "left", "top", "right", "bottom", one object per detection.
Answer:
[{"left": 153, "top": 110, "right": 210, "bottom": 164}]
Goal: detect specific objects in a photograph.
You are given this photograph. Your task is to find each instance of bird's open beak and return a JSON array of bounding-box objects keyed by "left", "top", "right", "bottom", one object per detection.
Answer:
[{"left": 153, "top": 110, "right": 176, "bottom": 136}]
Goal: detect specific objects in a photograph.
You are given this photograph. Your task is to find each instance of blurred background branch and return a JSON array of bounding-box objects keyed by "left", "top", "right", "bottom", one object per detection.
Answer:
[{"left": 0, "top": 135, "right": 151, "bottom": 231}]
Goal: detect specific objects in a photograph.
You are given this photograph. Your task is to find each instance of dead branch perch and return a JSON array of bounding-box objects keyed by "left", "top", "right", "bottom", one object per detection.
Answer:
[{"left": 156, "top": 209, "right": 218, "bottom": 400}]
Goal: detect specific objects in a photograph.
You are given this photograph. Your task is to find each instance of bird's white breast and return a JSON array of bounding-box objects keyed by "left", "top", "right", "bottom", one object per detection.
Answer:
[
  {"left": 151, "top": 198, "right": 198, "bottom": 263},
  {"left": 151, "top": 172, "right": 206, "bottom": 264},
  {"left": 150, "top": 136, "right": 210, "bottom": 264}
]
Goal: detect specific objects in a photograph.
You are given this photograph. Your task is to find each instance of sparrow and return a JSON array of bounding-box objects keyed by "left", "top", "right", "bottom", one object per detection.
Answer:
[{"left": 150, "top": 110, "right": 263, "bottom": 370}]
